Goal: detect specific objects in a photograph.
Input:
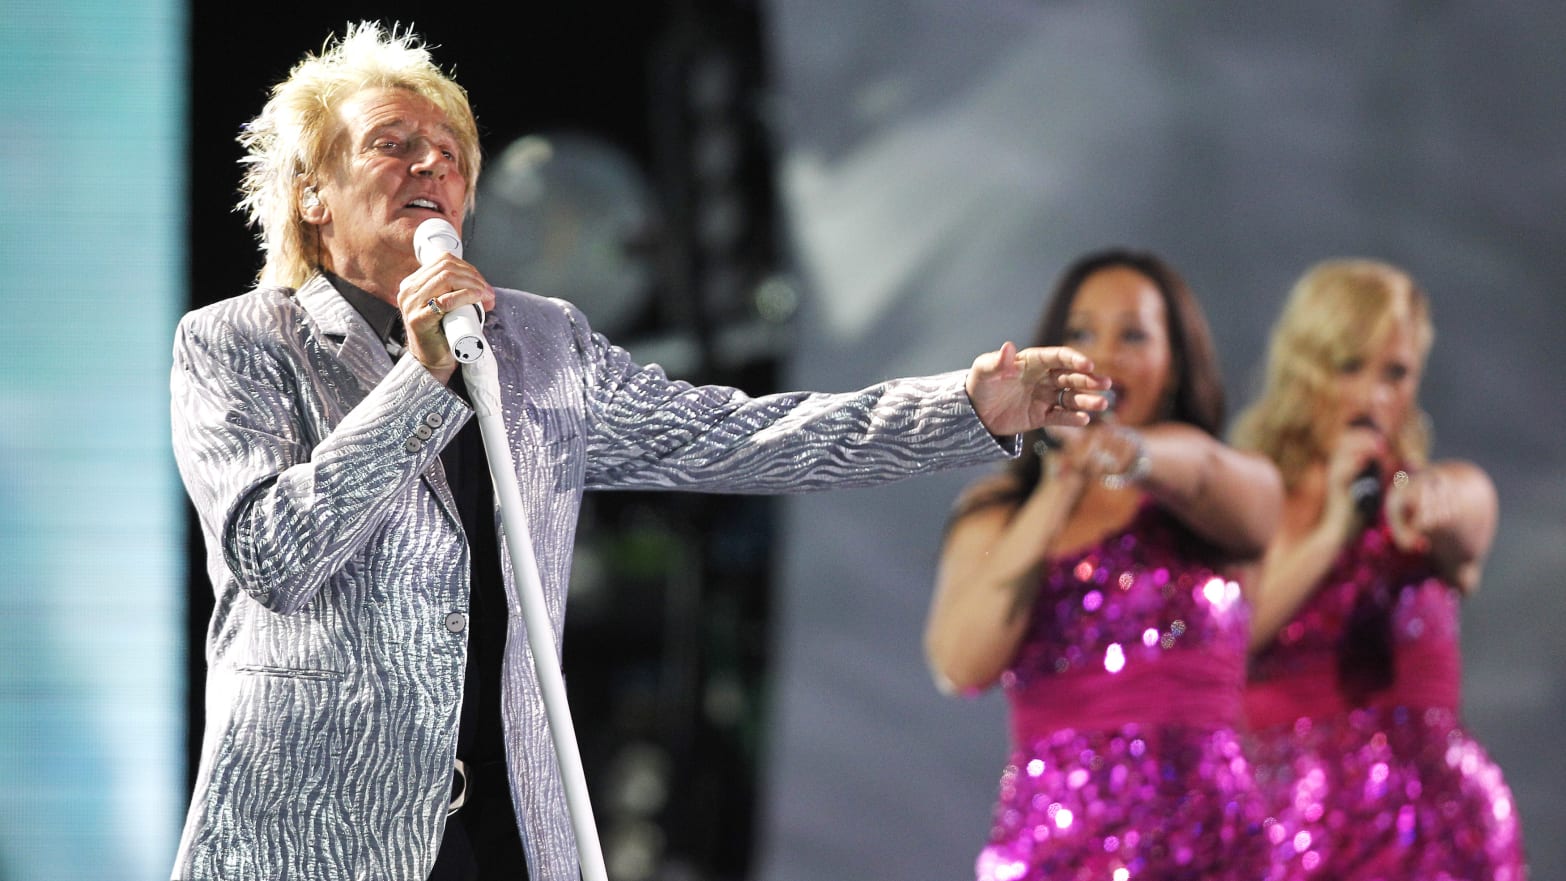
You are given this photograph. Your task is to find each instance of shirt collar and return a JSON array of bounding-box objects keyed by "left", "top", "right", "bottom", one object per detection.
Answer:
[{"left": 323, "top": 271, "right": 405, "bottom": 353}]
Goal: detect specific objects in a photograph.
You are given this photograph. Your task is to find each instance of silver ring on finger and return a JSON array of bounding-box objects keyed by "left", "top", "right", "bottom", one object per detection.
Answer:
[
  {"left": 1056, "top": 386, "right": 1072, "bottom": 409},
  {"left": 427, "top": 297, "right": 446, "bottom": 318}
]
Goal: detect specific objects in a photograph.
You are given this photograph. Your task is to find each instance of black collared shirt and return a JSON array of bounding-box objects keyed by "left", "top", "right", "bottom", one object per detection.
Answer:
[{"left": 330, "top": 273, "right": 405, "bottom": 351}]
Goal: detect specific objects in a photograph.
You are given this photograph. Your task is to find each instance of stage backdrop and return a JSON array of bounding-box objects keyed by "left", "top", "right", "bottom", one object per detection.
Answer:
[
  {"left": 754, "top": 3, "right": 1565, "bottom": 880},
  {"left": 0, "top": 2, "right": 186, "bottom": 880}
]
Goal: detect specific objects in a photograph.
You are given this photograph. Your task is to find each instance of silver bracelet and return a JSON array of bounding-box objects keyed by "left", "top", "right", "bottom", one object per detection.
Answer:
[{"left": 1099, "top": 432, "right": 1151, "bottom": 490}]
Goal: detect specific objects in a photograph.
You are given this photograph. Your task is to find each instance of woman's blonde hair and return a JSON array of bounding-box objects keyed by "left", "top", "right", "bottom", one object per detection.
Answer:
[
  {"left": 237, "top": 21, "right": 482, "bottom": 288},
  {"left": 1232, "top": 259, "right": 1434, "bottom": 487}
]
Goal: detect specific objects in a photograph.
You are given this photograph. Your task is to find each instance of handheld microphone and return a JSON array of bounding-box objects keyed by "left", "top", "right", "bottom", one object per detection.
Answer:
[
  {"left": 1348, "top": 460, "right": 1383, "bottom": 522},
  {"left": 413, "top": 218, "right": 488, "bottom": 363},
  {"left": 1344, "top": 417, "right": 1386, "bottom": 522},
  {"left": 1086, "top": 389, "right": 1118, "bottom": 423}
]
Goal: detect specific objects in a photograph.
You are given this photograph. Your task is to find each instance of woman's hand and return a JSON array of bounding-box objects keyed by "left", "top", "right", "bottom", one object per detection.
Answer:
[
  {"left": 1386, "top": 461, "right": 1498, "bottom": 592},
  {"left": 1320, "top": 424, "right": 1387, "bottom": 543},
  {"left": 1041, "top": 423, "right": 1146, "bottom": 489}
]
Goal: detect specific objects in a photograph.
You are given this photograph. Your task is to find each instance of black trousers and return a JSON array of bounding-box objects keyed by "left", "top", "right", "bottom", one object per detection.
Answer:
[{"left": 427, "top": 762, "right": 530, "bottom": 881}]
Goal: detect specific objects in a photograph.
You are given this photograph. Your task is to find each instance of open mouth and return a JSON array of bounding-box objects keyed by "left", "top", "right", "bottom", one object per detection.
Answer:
[
  {"left": 406, "top": 197, "right": 443, "bottom": 213},
  {"left": 1084, "top": 386, "right": 1120, "bottom": 423},
  {"left": 1347, "top": 414, "right": 1384, "bottom": 436},
  {"left": 1089, "top": 382, "right": 1123, "bottom": 416}
]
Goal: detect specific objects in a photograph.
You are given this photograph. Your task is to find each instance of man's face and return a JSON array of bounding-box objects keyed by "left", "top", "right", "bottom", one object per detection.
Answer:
[{"left": 311, "top": 86, "right": 469, "bottom": 297}]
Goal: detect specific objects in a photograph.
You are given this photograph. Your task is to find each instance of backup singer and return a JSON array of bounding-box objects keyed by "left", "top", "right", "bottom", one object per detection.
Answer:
[
  {"left": 927, "top": 249, "right": 1281, "bottom": 881},
  {"left": 1236, "top": 259, "right": 1527, "bottom": 880}
]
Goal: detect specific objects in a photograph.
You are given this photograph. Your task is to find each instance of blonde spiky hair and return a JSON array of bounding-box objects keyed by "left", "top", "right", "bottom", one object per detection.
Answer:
[{"left": 236, "top": 21, "right": 481, "bottom": 288}]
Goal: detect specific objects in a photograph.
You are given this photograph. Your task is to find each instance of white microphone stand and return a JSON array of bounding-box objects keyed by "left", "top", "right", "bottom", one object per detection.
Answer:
[
  {"left": 460, "top": 341, "right": 608, "bottom": 881},
  {"left": 417, "top": 220, "right": 608, "bottom": 881}
]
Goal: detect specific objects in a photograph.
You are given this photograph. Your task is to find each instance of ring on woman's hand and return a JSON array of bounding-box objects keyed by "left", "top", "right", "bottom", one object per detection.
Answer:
[
  {"left": 1056, "top": 387, "right": 1072, "bottom": 409},
  {"left": 427, "top": 297, "right": 446, "bottom": 318}
]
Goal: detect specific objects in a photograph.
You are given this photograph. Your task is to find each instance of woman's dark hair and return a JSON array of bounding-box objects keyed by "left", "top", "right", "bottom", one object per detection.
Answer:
[{"left": 959, "top": 248, "right": 1226, "bottom": 518}]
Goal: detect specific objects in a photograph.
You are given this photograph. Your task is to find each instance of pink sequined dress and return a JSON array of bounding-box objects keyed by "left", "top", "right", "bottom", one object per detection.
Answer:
[
  {"left": 1245, "top": 512, "right": 1528, "bottom": 880},
  {"left": 977, "top": 501, "right": 1268, "bottom": 881}
]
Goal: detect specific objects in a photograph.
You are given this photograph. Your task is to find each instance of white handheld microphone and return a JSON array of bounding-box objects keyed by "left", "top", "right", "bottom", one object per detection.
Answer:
[{"left": 413, "top": 218, "right": 488, "bottom": 363}]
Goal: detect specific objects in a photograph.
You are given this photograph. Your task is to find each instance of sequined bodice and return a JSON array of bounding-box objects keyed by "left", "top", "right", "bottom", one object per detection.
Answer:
[
  {"left": 976, "top": 501, "right": 1268, "bottom": 881},
  {"left": 1247, "top": 516, "right": 1462, "bottom": 723},
  {"left": 1242, "top": 517, "right": 1525, "bottom": 880},
  {"left": 1004, "top": 501, "right": 1248, "bottom": 693}
]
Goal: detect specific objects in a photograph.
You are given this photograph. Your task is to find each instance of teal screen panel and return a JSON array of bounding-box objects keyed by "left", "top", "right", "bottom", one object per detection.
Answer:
[{"left": 0, "top": 3, "right": 186, "bottom": 879}]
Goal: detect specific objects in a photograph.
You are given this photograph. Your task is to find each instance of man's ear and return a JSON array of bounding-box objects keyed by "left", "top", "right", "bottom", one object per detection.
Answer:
[{"left": 300, "top": 184, "right": 329, "bottom": 224}]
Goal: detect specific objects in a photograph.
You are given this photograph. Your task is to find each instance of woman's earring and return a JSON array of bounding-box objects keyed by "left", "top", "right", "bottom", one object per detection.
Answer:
[{"left": 302, "top": 186, "right": 321, "bottom": 209}]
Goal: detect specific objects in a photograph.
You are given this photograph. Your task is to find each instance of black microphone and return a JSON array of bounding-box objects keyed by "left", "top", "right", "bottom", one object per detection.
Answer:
[
  {"left": 1342, "top": 458, "right": 1393, "bottom": 699},
  {"left": 1086, "top": 388, "right": 1118, "bottom": 423},
  {"left": 1348, "top": 460, "right": 1383, "bottom": 522},
  {"left": 413, "top": 218, "right": 488, "bottom": 363}
]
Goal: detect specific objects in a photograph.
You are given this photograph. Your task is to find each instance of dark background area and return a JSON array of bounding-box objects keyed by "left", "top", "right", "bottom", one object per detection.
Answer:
[{"left": 185, "top": 4, "right": 785, "bottom": 879}]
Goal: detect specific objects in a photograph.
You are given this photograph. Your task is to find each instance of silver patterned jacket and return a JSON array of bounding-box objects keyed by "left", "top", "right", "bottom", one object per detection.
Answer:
[{"left": 170, "top": 274, "right": 1011, "bottom": 881}]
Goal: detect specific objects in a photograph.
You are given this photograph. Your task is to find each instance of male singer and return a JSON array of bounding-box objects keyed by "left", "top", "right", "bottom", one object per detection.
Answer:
[{"left": 170, "top": 21, "right": 1107, "bottom": 881}]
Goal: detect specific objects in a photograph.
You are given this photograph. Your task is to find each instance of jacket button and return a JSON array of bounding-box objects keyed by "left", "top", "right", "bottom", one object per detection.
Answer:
[
  {"left": 425, "top": 412, "right": 445, "bottom": 428},
  {"left": 413, "top": 423, "right": 434, "bottom": 440},
  {"left": 404, "top": 438, "right": 424, "bottom": 453},
  {"left": 445, "top": 612, "right": 467, "bottom": 633}
]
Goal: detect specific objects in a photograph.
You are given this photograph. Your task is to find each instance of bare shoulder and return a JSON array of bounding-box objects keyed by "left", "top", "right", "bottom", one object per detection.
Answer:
[
  {"left": 953, "top": 471, "right": 1023, "bottom": 512},
  {"left": 943, "top": 472, "right": 1022, "bottom": 539}
]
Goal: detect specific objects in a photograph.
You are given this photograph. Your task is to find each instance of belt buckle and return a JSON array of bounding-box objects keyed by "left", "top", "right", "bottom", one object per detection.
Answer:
[{"left": 448, "top": 758, "right": 468, "bottom": 816}]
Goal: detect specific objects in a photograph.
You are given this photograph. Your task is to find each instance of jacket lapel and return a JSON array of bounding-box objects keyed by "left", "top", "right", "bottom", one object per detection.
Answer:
[
  {"left": 295, "top": 274, "right": 394, "bottom": 391},
  {"left": 294, "top": 274, "right": 464, "bottom": 530}
]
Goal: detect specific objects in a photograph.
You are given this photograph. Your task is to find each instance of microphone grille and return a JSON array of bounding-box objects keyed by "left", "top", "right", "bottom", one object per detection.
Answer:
[{"left": 414, "top": 218, "right": 463, "bottom": 265}]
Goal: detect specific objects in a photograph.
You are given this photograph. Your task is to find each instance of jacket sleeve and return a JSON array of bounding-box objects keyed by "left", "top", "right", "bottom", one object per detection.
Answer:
[
  {"left": 555, "top": 300, "right": 1015, "bottom": 493},
  {"left": 170, "top": 305, "right": 472, "bottom": 613}
]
